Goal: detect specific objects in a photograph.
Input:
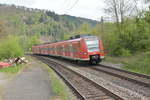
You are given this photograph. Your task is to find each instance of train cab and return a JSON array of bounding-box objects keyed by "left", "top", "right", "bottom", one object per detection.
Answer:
[{"left": 79, "top": 35, "right": 104, "bottom": 64}]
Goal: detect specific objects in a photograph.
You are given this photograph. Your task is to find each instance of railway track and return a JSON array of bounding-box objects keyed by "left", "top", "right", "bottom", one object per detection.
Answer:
[
  {"left": 77, "top": 66, "right": 150, "bottom": 99},
  {"left": 62, "top": 59, "right": 150, "bottom": 99},
  {"left": 35, "top": 55, "right": 123, "bottom": 100},
  {"left": 91, "top": 64, "right": 150, "bottom": 88},
  {"left": 51, "top": 56, "right": 150, "bottom": 89},
  {"left": 55, "top": 57, "right": 150, "bottom": 89}
]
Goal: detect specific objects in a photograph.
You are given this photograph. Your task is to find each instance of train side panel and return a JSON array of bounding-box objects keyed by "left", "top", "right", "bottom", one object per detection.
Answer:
[{"left": 32, "top": 36, "right": 104, "bottom": 64}]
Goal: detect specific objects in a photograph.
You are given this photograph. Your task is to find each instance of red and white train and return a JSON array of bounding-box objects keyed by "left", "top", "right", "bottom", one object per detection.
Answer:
[{"left": 32, "top": 35, "right": 104, "bottom": 64}]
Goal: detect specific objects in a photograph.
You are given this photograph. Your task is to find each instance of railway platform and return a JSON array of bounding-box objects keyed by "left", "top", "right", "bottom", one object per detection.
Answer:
[
  {"left": 0, "top": 56, "right": 74, "bottom": 100},
  {"left": 1, "top": 58, "right": 54, "bottom": 100}
]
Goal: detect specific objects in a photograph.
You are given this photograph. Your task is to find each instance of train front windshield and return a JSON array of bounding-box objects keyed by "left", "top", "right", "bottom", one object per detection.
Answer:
[{"left": 85, "top": 39, "right": 100, "bottom": 52}]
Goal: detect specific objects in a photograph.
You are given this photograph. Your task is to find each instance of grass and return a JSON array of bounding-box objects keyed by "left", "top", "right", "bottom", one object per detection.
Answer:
[
  {"left": 122, "top": 52, "right": 150, "bottom": 74},
  {"left": 104, "top": 52, "right": 150, "bottom": 75},
  {"left": 0, "top": 65, "right": 23, "bottom": 73},
  {"left": 46, "top": 67, "right": 75, "bottom": 100},
  {"left": 48, "top": 68, "right": 67, "bottom": 97},
  {"left": 48, "top": 69, "right": 69, "bottom": 100}
]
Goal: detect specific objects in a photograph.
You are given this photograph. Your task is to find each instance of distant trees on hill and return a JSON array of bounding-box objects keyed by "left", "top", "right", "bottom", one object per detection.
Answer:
[
  {"left": 0, "top": 4, "right": 97, "bottom": 41},
  {"left": 46, "top": 11, "right": 60, "bottom": 21}
]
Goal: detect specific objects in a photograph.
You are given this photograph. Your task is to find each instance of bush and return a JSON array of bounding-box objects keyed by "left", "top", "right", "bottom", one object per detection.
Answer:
[
  {"left": 0, "top": 35, "right": 24, "bottom": 60},
  {"left": 144, "top": 51, "right": 150, "bottom": 58},
  {"left": 119, "top": 48, "right": 131, "bottom": 57},
  {"left": 19, "top": 34, "right": 41, "bottom": 52},
  {"left": 27, "top": 35, "right": 41, "bottom": 51}
]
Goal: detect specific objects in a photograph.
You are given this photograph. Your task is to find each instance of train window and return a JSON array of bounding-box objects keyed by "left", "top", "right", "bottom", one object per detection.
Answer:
[
  {"left": 64, "top": 45, "right": 67, "bottom": 52},
  {"left": 69, "top": 44, "right": 73, "bottom": 52},
  {"left": 54, "top": 46, "right": 55, "bottom": 52},
  {"left": 66, "top": 45, "right": 70, "bottom": 52},
  {"left": 57, "top": 45, "right": 63, "bottom": 53},
  {"left": 86, "top": 39, "right": 100, "bottom": 52},
  {"left": 48, "top": 48, "right": 51, "bottom": 51},
  {"left": 60, "top": 46, "right": 63, "bottom": 52},
  {"left": 56, "top": 46, "right": 59, "bottom": 52},
  {"left": 51, "top": 47, "right": 53, "bottom": 51},
  {"left": 72, "top": 45, "right": 77, "bottom": 52}
]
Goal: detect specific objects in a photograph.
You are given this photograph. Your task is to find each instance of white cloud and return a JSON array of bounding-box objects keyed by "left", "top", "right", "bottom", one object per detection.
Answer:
[
  {"left": 65, "top": 0, "right": 105, "bottom": 20},
  {"left": 0, "top": 0, "right": 105, "bottom": 20},
  {"left": 0, "top": 0, "right": 35, "bottom": 7}
]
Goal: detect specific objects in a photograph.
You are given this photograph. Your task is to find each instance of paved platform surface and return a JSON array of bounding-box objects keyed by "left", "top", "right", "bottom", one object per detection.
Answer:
[{"left": 2, "top": 61, "right": 54, "bottom": 100}]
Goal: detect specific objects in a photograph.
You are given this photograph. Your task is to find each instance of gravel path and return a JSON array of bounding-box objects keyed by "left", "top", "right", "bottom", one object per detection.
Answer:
[{"left": 2, "top": 62, "right": 55, "bottom": 100}]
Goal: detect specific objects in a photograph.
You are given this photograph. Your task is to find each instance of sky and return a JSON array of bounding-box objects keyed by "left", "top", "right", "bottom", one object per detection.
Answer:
[{"left": 0, "top": 0, "right": 105, "bottom": 20}]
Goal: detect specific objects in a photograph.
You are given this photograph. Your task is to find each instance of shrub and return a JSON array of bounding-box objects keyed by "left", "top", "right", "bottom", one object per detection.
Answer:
[
  {"left": 26, "top": 35, "right": 41, "bottom": 51},
  {"left": 0, "top": 35, "right": 24, "bottom": 60},
  {"left": 119, "top": 48, "right": 131, "bottom": 57}
]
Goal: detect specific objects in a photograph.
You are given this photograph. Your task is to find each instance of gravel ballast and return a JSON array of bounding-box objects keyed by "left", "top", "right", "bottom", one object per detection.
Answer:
[{"left": 48, "top": 57, "right": 150, "bottom": 100}]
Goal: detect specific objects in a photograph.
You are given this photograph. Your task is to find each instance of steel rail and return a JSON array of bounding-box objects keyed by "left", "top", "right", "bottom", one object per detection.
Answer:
[
  {"left": 34, "top": 55, "right": 123, "bottom": 100},
  {"left": 35, "top": 56, "right": 85, "bottom": 100},
  {"left": 99, "top": 64, "right": 150, "bottom": 79},
  {"left": 91, "top": 64, "right": 150, "bottom": 88}
]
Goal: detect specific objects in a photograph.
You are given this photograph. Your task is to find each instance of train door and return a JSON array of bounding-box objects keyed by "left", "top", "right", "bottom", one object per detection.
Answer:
[
  {"left": 79, "top": 39, "right": 88, "bottom": 59},
  {"left": 64, "top": 44, "right": 67, "bottom": 57},
  {"left": 72, "top": 42, "right": 80, "bottom": 58},
  {"left": 46, "top": 45, "right": 48, "bottom": 55},
  {"left": 54, "top": 45, "right": 56, "bottom": 55},
  {"left": 66, "top": 44, "right": 70, "bottom": 57},
  {"left": 62, "top": 44, "right": 65, "bottom": 56},
  {"left": 69, "top": 44, "right": 73, "bottom": 58},
  {"left": 76, "top": 42, "right": 80, "bottom": 58},
  {"left": 48, "top": 45, "right": 51, "bottom": 55},
  {"left": 60, "top": 44, "right": 63, "bottom": 56},
  {"left": 56, "top": 45, "right": 59, "bottom": 56}
]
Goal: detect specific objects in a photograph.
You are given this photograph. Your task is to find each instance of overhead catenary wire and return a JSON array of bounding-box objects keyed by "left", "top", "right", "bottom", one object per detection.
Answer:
[
  {"left": 58, "top": 0, "right": 71, "bottom": 13},
  {"left": 65, "top": 0, "right": 79, "bottom": 13}
]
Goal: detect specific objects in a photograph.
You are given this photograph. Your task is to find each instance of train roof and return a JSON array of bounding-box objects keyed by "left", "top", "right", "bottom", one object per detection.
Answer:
[
  {"left": 33, "top": 35, "right": 99, "bottom": 47},
  {"left": 69, "top": 34, "right": 91, "bottom": 39}
]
